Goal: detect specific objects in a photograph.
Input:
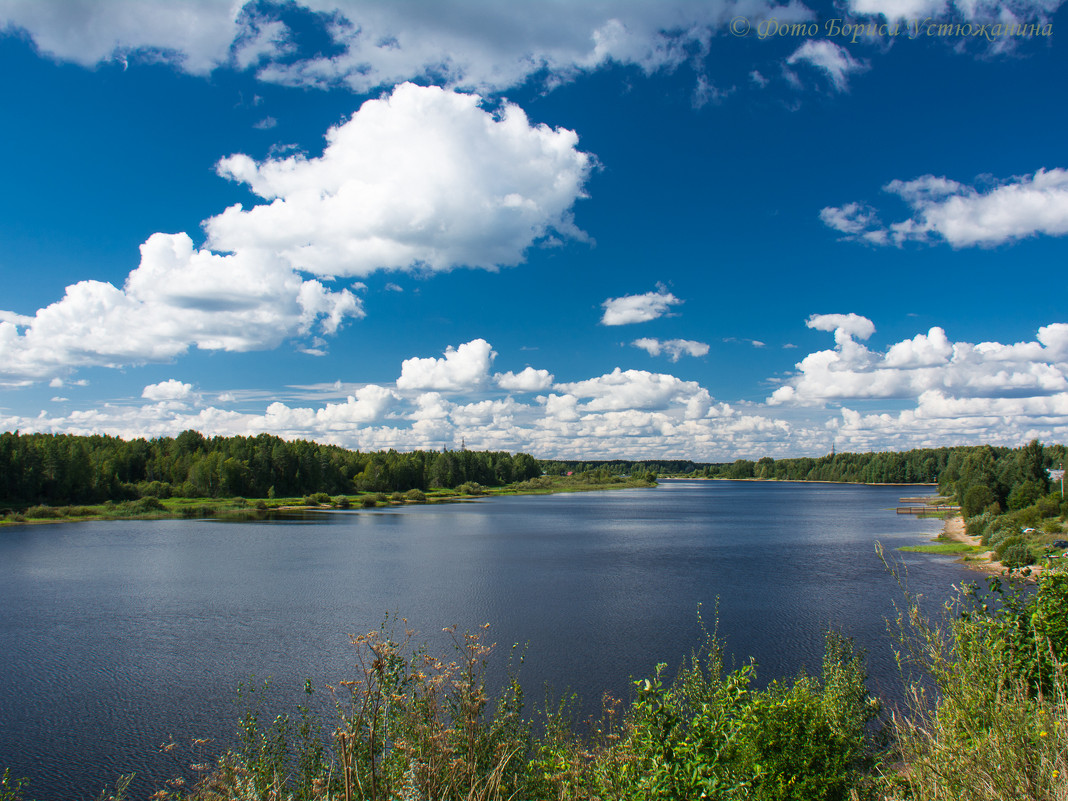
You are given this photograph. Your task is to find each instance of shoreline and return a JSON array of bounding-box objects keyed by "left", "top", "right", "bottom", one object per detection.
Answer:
[
  {"left": 937, "top": 514, "right": 1044, "bottom": 580},
  {"left": 663, "top": 477, "right": 937, "bottom": 486},
  {"left": 0, "top": 477, "right": 657, "bottom": 529}
]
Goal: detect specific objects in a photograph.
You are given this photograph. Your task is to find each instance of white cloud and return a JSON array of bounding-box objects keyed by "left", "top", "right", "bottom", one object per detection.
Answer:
[
  {"left": 0, "top": 0, "right": 243, "bottom": 74},
  {"left": 822, "top": 168, "right": 1068, "bottom": 248},
  {"left": 397, "top": 338, "right": 496, "bottom": 391},
  {"left": 207, "top": 83, "right": 593, "bottom": 277},
  {"left": 0, "top": 83, "right": 590, "bottom": 384},
  {"left": 845, "top": 0, "right": 1062, "bottom": 23},
  {"left": 786, "top": 41, "right": 868, "bottom": 92},
  {"left": 142, "top": 379, "right": 193, "bottom": 401},
  {"left": 280, "top": 2, "right": 809, "bottom": 93},
  {"left": 632, "top": 337, "right": 710, "bottom": 362},
  {"left": 0, "top": 232, "right": 363, "bottom": 381},
  {"left": 0, "top": 2, "right": 824, "bottom": 95},
  {"left": 555, "top": 367, "right": 712, "bottom": 417},
  {"left": 495, "top": 367, "right": 554, "bottom": 391},
  {"left": 770, "top": 317, "right": 1068, "bottom": 407},
  {"left": 600, "top": 288, "right": 682, "bottom": 326},
  {"left": 806, "top": 313, "right": 876, "bottom": 343},
  {"left": 18, "top": 323, "right": 1068, "bottom": 458}
]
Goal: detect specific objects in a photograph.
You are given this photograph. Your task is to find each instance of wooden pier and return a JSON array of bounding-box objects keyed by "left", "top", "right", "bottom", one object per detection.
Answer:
[{"left": 896, "top": 505, "right": 960, "bottom": 514}]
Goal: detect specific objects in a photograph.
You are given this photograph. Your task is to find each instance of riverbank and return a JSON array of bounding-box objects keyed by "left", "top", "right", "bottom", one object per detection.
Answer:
[
  {"left": 663, "top": 476, "right": 937, "bottom": 486},
  {"left": 908, "top": 515, "right": 1046, "bottom": 579},
  {"left": 0, "top": 475, "right": 657, "bottom": 528}
]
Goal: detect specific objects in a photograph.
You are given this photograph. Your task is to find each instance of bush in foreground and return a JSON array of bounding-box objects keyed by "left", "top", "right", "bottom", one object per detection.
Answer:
[
  {"left": 881, "top": 562, "right": 1068, "bottom": 800},
  {"left": 164, "top": 617, "right": 877, "bottom": 801}
]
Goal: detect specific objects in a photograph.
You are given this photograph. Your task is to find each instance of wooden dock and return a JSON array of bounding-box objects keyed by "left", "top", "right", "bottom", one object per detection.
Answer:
[{"left": 896, "top": 505, "right": 960, "bottom": 514}]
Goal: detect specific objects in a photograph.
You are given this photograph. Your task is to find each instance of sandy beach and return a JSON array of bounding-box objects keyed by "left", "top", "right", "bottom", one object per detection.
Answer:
[{"left": 940, "top": 514, "right": 1043, "bottom": 579}]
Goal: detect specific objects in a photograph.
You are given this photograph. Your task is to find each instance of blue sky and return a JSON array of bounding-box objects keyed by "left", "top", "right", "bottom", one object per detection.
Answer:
[{"left": 1, "top": 0, "right": 1067, "bottom": 460}]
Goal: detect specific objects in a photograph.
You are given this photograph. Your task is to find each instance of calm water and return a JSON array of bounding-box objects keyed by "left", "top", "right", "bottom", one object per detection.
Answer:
[{"left": 0, "top": 481, "right": 970, "bottom": 800}]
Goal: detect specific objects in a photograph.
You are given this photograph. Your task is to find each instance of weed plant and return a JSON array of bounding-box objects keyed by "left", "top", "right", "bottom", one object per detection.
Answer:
[{"left": 878, "top": 553, "right": 1068, "bottom": 800}]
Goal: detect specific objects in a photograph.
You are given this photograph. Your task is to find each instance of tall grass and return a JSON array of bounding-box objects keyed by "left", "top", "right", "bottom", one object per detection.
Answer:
[{"left": 877, "top": 551, "right": 1068, "bottom": 800}]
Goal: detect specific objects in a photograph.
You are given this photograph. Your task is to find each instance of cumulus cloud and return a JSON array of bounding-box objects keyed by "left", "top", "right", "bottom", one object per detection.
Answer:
[
  {"left": 769, "top": 315, "right": 1068, "bottom": 407},
  {"left": 397, "top": 339, "right": 496, "bottom": 391},
  {"left": 0, "top": 0, "right": 243, "bottom": 74},
  {"left": 23, "top": 324, "right": 1068, "bottom": 458},
  {"left": 805, "top": 313, "right": 876, "bottom": 343},
  {"left": 0, "top": 83, "right": 591, "bottom": 384},
  {"left": 822, "top": 168, "right": 1068, "bottom": 248},
  {"left": 0, "top": 2, "right": 812, "bottom": 92},
  {"left": 0, "top": 336, "right": 813, "bottom": 460},
  {"left": 632, "top": 337, "right": 710, "bottom": 362},
  {"left": 0, "top": 232, "right": 362, "bottom": 381},
  {"left": 495, "top": 367, "right": 554, "bottom": 391},
  {"left": 142, "top": 379, "right": 193, "bottom": 401},
  {"left": 600, "top": 288, "right": 682, "bottom": 326},
  {"left": 555, "top": 367, "right": 713, "bottom": 418},
  {"left": 208, "top": 83, "right": 592, "bottom": 277},
  {"left": 786, "top": 41, "right": 868, "bottom": 92}
]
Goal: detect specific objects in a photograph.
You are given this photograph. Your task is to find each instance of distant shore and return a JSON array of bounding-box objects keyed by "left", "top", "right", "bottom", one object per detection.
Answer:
[
  {"left": 664, "top": 476, "right": 938, "bottom": 487},
  {"left": 0, "top": 475, "right": 656, "bottom": 528}
]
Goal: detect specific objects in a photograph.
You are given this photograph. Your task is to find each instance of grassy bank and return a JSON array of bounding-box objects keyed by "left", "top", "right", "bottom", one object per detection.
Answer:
[{"left": 0, "top": 474, "right": 656, "bottom": 528}]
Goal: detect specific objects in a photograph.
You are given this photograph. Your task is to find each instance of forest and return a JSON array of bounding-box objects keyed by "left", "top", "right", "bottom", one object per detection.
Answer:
[
  {"left": 0, "top": 430, "right": 540, "bottom": 506},
  {"left": 549, "top": 443, "right": 1068, "bottom": 486},
  {"left": 4, "top": 430, "right": 1068, "bottom": 511}
]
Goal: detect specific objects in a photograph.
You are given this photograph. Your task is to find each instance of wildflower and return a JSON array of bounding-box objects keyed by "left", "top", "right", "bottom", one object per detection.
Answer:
[
  {"left": 1040, "top": 731, "right": 1048, "bottom": 738},
  {"left": 1054, "top": 770, "right": 1060, "bottom": 780}
]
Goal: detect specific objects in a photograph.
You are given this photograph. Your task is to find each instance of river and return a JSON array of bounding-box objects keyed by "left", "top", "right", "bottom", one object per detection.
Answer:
[{"left": 0, "top": 480, "right": 971, "bottom": 800}]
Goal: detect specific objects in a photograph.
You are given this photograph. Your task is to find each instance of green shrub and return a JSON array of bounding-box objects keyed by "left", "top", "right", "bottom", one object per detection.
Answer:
[
  {"left": 1007, "top": 480, "right": 1045, "bottom": 511},
  {"left": 136, "top": 480, "right": 173, "bottom": 499},
  {"left": 360, "top": 496, "right": 378, "bottom": 508},
  {"left": 986, "top": 527, "right": 1014, "bottom": 549},
  {"left": 134, "top": 496, "right": 164, "bottom": 512},
  {"left": 334, "top": 495, "right": 351, "bottom": 509},
  {"left": 390, "top": 492, "right": 404, "bottom": 503},
  {"left": 994, "top": 535, "right": 1023, "bottom": 559},
  {"left": 1001, "top": 543, "right": 1035, "bottom": 568},
  {"left": 24, "top": 505, "right": 60, "bottom": 519},
  {"left": 884, "top": 568, "right": 1068, "bottom": 800},
  {"left": 313, "top": 492, "right": 331, "bottom": 505},
  {"left": 962, "top": 484, "right": 997, "bottom": 517},
  {"left": 457, "top": 481, "right": 485, "bottom": 496},
  {"left": 404, "top": 489, "right": 427, "bottom": 502},
  {"left": 537, "top": 628, "right": 877, "bottom": 801},
  {"left": 1036, "top": 493, "right": 1061, "bottom": 519},
  {"left": 374, "top": 492, "right": 389, "bottom": 503},
  {"left": 966, "top": 512, "right": 992, "bottom": 539}
]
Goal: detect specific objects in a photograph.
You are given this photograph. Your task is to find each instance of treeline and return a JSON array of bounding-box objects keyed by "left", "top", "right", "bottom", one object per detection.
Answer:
[
  {"left": 938, "top": 439, "right": 1068, "bottom": 568},
  {"left": 545, "top": 444, "right": 1068, "bottom": 488},
  {"left": 939, "top": 439, "right": 1068, "bottom": 515},
  {"left": 543, "top": 449, "right": 961, "bottom": 484},
  {"left": 705, "top": 448, "right": 956, "bottom": 483},
  {"left": 0, "top": 430, "right": 540, "bottom": 506},
  {"left": 541, "top": 459, "right": 701, "bottom": 476}
]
